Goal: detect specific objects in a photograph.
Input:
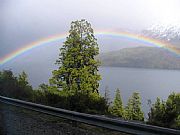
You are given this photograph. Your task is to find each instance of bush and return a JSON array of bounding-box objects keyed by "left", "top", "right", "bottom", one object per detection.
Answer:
[{"left": 32, "top": 85, "right": 108, "bottom": 114}]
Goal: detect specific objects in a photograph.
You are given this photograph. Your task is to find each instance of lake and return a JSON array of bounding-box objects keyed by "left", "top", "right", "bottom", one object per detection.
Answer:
[
  {"left": 23, "top": 66, "right": 180, "bottom": 118},
  {"left": 98, "top": 67, "right": 180, "bottom": 118}
]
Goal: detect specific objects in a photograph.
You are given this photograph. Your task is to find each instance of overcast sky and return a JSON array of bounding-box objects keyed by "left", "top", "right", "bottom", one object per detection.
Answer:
[{"left": 1, "top": 0, "right": 180, "bottom": 58}]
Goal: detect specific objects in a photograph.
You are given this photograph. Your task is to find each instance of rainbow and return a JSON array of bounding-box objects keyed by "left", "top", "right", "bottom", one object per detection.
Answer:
[{"left": 0, "top": 30, "right": 180, "bottom": 65}]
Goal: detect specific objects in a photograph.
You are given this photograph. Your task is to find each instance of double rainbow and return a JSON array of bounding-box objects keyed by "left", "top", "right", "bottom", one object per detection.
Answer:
[{"left": 0, "top": 31, "right": 180, "bottom": 65}]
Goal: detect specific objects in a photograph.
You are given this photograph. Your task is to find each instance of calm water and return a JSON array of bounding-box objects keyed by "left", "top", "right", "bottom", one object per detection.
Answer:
[
  {"left": 99, "top": 67, "right": 180, "bottom": 117},
  {"left": 20, "top": 66, "right": 180, "bottom": 117}
]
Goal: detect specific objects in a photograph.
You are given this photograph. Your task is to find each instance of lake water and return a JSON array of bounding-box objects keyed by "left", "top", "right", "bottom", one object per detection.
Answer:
[
  {"left": 98, "top": 67, "right": 180, "bottom": 118},
  {"left": 12, "top": 65, "right": 180, "bottom": 118}
]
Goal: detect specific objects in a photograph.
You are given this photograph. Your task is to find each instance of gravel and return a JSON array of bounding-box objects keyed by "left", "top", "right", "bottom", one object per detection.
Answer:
[{"left": 0, "top": 102, "right": 128, "bottom": 135}]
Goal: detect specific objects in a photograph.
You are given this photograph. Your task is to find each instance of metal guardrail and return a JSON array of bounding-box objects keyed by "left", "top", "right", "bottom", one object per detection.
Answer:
[{"left": 0, "top": 95, "right": 179, "bottom": 135}]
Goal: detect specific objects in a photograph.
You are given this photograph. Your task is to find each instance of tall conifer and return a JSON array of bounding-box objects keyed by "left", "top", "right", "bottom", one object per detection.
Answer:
[
  {"left": 111, "top": 88, "right": 124, "bottom": 117},
  {"left": 124, "top": 92, "right": 144, "bottom": 121},
  {"left": 50, "top": 19, "right": 101, "bottom": 95}
]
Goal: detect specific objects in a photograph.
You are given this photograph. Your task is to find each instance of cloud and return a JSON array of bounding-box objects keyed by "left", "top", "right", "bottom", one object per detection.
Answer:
[{"left": 0, "top": 0, "right": 180, "bottom": 58}]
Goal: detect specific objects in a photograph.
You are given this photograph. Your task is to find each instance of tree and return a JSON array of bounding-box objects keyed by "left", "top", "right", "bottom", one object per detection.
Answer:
[
  {"left": 18, "top": 71, "right": 31, "bottom": 88},
  {"left": 147, "top": 97, "right": 166, "bottom": 126},
  {"left": 174, "top": 115, "right": 180, "bottom": 129},
  {"left": 165, "top": 92, "right": 180, "bottom": 128},
  {"left": 50, "top": 19, "right": 101, "bottom": 95},
  {"left": 0, "top": 70, "right": 33, "bottom": 101},
  {"left": 32, "top": 83, "right": 49, "bottom": 104},
  {"left": 16, "top": 71, "right": 33, "bottom": 100},
  {"left": 48, "top": 20, "right": 108, "bottom": 114},
  {"left": 38, "top": 83, "right": 49, "bottom": 92},
  {"left": 0, "top": 70, "right": 17, "bottom": 97},
  {"left": 124, "top": 92, "right": 144, "bottom": 121},
  {"left": 104, "top": 86, "right": 111, "bottom": 106},
  {"left": 148, "top": 93, "right": 180, "bottom": 129},
  {"left": 110, "top": 88, "right": 124, "bottom": 117}
]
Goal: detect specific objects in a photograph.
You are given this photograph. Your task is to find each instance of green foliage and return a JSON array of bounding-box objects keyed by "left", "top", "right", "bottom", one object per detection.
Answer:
[
  {"left": 124, "top": 92, "right": 144, "bottom": 121},
  {"left": 110, "top": 88, "right": 124, "bottom": 117},
  {"left": 0, "top": 70, "right": 17, "bottom": 97},
  {"left": 1, "top": 70, "right": 180, "bottom": 128},
  {"left": 49, "top": 19, "right": 101, "bottom": 95},
  {"left": 18, "top": 71, "right": 29, "bottom": 87},
  {"left": 32, "top": 84, "right": 49, "bottom": 104},
  {"left": 66, "top": 92, "right": 108, "bottom": 114},
  {"left": 174, "top": 115, "right": 180, "bottom": 128},
  {"left": 165, "top": 93, "right": 180, "bottom": 128},
  {"left": 148, "top": 93, "right": 180, "bottom": 129},
  {"left": 47, "top": 19, "right": 108, "bottom": 114},
  {"left": 17, "top": 71, "right": 33, "bottom": 100},
  {"left": 33, "top": 85, "right": 108, "bottom": 114},
  {"left": 0, "top": 70, "right": 33, "bottom": 101},
  {"left": 147, "top": 97, "right": 166, "bottom": 126}
]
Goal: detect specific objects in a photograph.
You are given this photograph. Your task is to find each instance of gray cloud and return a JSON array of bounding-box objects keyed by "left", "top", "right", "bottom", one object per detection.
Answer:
[{"left": 1, "top": 0, "right": 179, "bottom": 57}]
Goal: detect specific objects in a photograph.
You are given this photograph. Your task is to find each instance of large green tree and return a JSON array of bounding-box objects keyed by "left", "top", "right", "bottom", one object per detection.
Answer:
[
  {"left": 50, "top": 19, "right": 101, "bottom": 95},
  {"left": 124, "top": 92, "right": 144, "bottom": 121}
]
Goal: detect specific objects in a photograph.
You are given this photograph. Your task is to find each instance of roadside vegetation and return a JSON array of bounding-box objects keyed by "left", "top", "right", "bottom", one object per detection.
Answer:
[{"left": 0, "top": 19, "right": 179, "bottom": 129}]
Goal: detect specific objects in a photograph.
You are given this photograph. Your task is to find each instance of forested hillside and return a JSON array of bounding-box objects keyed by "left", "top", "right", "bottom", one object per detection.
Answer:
[{"left": 98, "top": 47, "right": 180, "bottom": 70}]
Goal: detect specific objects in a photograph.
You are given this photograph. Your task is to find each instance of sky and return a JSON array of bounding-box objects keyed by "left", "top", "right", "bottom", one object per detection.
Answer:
[
  {"left": 0, "top": 0, "right": 180, "bottom": 112},
  {"left": 1, "top": 0, "right": 180, "bottom": 59}
]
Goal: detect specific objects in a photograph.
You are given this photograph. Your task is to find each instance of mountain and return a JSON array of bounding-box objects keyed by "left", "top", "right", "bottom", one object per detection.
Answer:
[
  {"left": 142, "top": 24, "right": 180, "bottom": 48},
  {"left": 98, "top": 47, "right": 180, "bottom": 70}
]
